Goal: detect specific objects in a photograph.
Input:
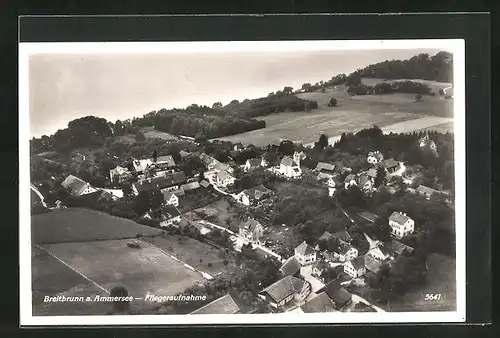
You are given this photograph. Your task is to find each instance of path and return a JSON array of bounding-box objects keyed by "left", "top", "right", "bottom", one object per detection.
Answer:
[{"left": 30, "top": 183, "right": 48, "bottom": 208}]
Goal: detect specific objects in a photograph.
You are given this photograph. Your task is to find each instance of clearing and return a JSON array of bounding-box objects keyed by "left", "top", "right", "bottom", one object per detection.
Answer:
[
  {"left": 184, "top": 198, "right": 241, "bottom": 233},
  {"left": 216, "top": 83, "right": 453, "bottom": 147},
  {"left": 31, "top": 208, "right": 162, "bottom": 244},
  {"left": 40, "top": 239, "right": 204, "bottom": 300},
  {"left": 140, "top": 126, "right": 179, "bottom": 141}
]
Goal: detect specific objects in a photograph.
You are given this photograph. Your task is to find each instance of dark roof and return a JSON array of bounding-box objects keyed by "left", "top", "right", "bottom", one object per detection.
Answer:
[
  {"left": 239, "top": 218, "right": 263, "bottom": 232},
  {"left": 161, "top": 205, "right": 181, "bottom": 219},
  {"left": 248, "top": 158, "right": 262, "bottom": 167},
  {"left": 280, "top": 256, "right": 302, "bottom": 277},
  {"left": 350, "top": 256, "right": 367, "bottom": 270},
  {"left": 318, "top": 231, "right": 333, "bottom": 242},
  {"left": 358, "top": 211, "right": 379, "bottom": 223},
  {"left": 162, "top": 190, "right": 178, "bottom": 201},
  {"left": 385, "top": 239, "right": 414, "bottom": 256},
  {"left": 133, "top": 172, "right": 187, "bottom": 192},
  {"left": 61, "top": 175, "right": 91, "bottom": 195},
  {"left": 259, "top": 276, "right": 307, "bottom": 303},
  {"left": 337, "top": 241, "right": 355, "bottom": 255},
  {"left": 389, "top": 211, "right": 411, "bottom": 225},
  {"left": 417, "top": 185, "right": 441, "bottom": 196},
  {"left": 295, "top": 242, "right": 316, "bottom": 256},
  {"left": 364, "top": 255, "right": 383, "bottom": 273},
  {"left": 300, "top": 292, "right": 337, "bottom": 313},
  {"left": 181, "top": 181, "right": 200, "bottom": 191},
  {"left": 190, "top": 294, "right": 240, "bottom": 314},
  {"left": 243, "top": 184, "right": 272, "bottom": 201},
  {"left": 382, "top": 158, "right": 399, "bottom": 169},
  {"left": 332, "top": 230, "right": 351, "bottom": 243},
  {"left": 312, "top": 260, "right": 329, "bottom": 271},
  {"left": 314, "top": 162, "right": 336, "bottom": 173},
  {"left": 325, "top": 284, "right": 352, "bottom": 306},
  {"left": 344, "top": 174, "right": 357, "bottom": 182},
  {"left": 155, "top": 155, "right": 176, "bottom": 167},
  {"left": 179, "top": 150, "right": 191, "bottom": 158}
]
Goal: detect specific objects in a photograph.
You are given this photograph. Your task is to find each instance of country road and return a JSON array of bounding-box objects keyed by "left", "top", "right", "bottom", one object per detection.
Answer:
[{"left": 30, "top": 183, "right": 48, "bottom": 208}]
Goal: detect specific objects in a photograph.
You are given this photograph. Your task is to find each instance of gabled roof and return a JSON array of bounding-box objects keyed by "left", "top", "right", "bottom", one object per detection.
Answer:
[
  {"left": 199, "top": 153, "right": 218, "bottom": 167},
  {"left": 364, "top": 255, "right": 384, "bottom": 273},
  {"left": 214, "top": 162, "right": 232, "bottom": 172},
  {"left": 312, "top": 260, "right": 329, "bottom": 271},
  {"left": 350, "top": 256, "right": 367, "bottom": 270},
  {"left": 324, "top": 284, "right": 352, "bottom": 306},
  {"left": 155, "top": 155, "right": 176, "bottom": 167},
  {"left": 162, "top": 190, "right": 180, "bottom": 201},
  {"left": 181, "top": 181, "right": 200, "bottom": 191},
  {"left": 280, "top": 256, "right": 302, "bottom": 277},
  {"left": 382, "top": 158, "right": 399, "bottom": 169},
  {"left": 242, "top": 184, "right": 273, "bottom": 201},
  {"left": 190, "top": 294, "right": 240, "bottom": 314},
  {"left": 300, "top": 292, "right": 337, "bottom": 313},
  {"left": 61, "top": 175, "right": 91, "bottom": 196},
  {"left": 358, "top": 211, "right": 379, "bottom": 223},
  {"left": 318, "top": 231, "right": 333, "bottom": 242},
  {"left": 216, "top": 170, "right": 233, "bottom": 181},
  {"left": 132, "top": 158, "right": 154, "bottom": 172},
  {"left": 385, "top": 239, "right": 414, "bottom": 256},
  {"left": 295, "top": 241, "right": 316, "bottom": 256},
  {"left": 344, "top": 174, "right": 357, "bottom": 182},
  {"left": 179, "top": 150, "right": 191, "bottom": 158},
  {"left": 161, "top": 205, "right": 181, "bottom": 220},
  {"left": 389, "top": 211, "right": 411, "bottom": 225},
  {"left": 109, "top": 166, "right": 130, "bottom": 176},
  {"left": 133, "top": 172, "right": 187, "bottom": 193},
  {"left": 332, "top": 230, "right": 351, "bottom": 243},
  {"left": 337, "top": 241, "right": 356, "bottom": 255},
  {"left": 247, "top": 157, "right": 262, "bottom": 167},
  {"left": 416, "top": 185, "right": 441, "bottom": 196},
  {"left": 259, "top": 275, "right": 307, "bottom": 303},
  {"left": 239, "top": 218, "right": 263, "bottom": 232},
  {"left": 199, "top": 180, "right": 211, "bottom": 188},
  {"left": 281, "top": 156, "right": 294, "bottom": 167},
  {"left": 314, "top": 162, "right": 336, "bottom": 173},
  {"left": 366, "top": 168, "right": 378, "bottom": 178}
]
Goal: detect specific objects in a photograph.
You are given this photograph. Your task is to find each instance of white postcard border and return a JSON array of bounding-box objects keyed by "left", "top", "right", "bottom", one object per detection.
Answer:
[{"left": 19, "top": 39, "right": 466, "bottom": 326}]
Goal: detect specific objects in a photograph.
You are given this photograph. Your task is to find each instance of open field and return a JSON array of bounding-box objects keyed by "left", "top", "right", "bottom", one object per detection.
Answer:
[
  {"left": 31, "top": 208, "right": 162, "bottom": 244},
  {"left": 143, "top": 234, "right": 237, "bottom": 276},
  {"left": 141, "top": 126, "right": 179, "bottom": 141},
  {"left": 41, "top": 239, "right": 203, "bottom": 299},
  {"left": 216, "top": 84, "right": 453, "bottom": 147},
  {"left": 32, "top": 246, "right": 110, "bottom": 316},
  {"left": 184, "top": 198, "right": 241, "bottom": 232}
]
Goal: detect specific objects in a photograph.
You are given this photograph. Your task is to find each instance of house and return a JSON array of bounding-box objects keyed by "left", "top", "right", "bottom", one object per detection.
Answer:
[
  {"left": 241, "top": 158, "right": 263, "bottom": 172},
  {"left": 235, "top": 184, "right": 273, "bottom": 206},
  {"left": 324, "top": 282, "right": 353, "bottom": 310},
  {"left": 382, "top": 158, "right": 400, "bottom": 173},
  {"left": 416, "top": 185, "right": 443, "bottom": 200},
  {"left": 294, "top": 241, "right": 317, "bottom": 265},
  {"left": 344, "top": 174, "right": 358, "bottom": 189},
  {"left": 279, "top": 256, "right": 302, "bottom": 277},
  {"left": 367, "top": 151, "right": 384, "bottom": 164},
  {"left": 358, "top": 174, "right": 373, "bottom": 192},
  {"left": 180, "top": 181, "right": 201, "bottom": 192},
  {"left": 154, "top": 155, "right": 176, "bottom": 170},
  {"left": 159, "top": 205, "right": 182, "bottom": 227},
  {"left": 385, "top": 239, "right": 414, "bottom": 258},
  {"left": 363, "top": 233, "right": 389, "bottom": 261},
  {"left": 101, "top": 188, "right": 124, "bottom": 200},
  {"left": 109, "top": 166, "right": 132, "bottom": 183},
  {"left": 238, "top": 218, "right": 265, "bottom": 245},
  {"left": 258, "top": 275, "right": 311, "bottom": 309},
  {"left": 344, "top": 256, "right": 367, "bottom": 278},
  {"left": 293, "top": 151, "right": 306, "bottom": 165},
  {"left": 190, "top": 294, "right": 240, "bottom": 315},
  {"left": 214, "top": 162, "right": 234, "bottom": 174},
  {"left": 418, "top": 134, "right": 438, "bottom": 155},
  {"left": 365, "top": 168, "right": 378, "bottom": 182},
  {"left": 279, "top": 156, "right": 302, "bottom": 178},
  {"left": 179, "top": 150, "right": 191, "bottom": 159},
  {"left": 318, "top": 231, "right": 333, "bottom": 243},
  {"left": 162, "top": 190, "right": 180, "bottom": 207},
  {"left": 388, "top": 211, "right": 415, "bottom": 239},
  {"left": 311, "top": 260, "right": 330, "bottom": 278},
  {"left": 199, "top": 153, "right": 219, "bottom": 171},
  {"left": 215, "top": 170, "right": 235, "bottom": 187},
  {"left": 61, "top": 175, "right": 98, "bottom": 196},
  {"left": 132, "top": 172, "right": 187, "bottom": 195},
  {"left": 314, "top": 162, "right": 336, "bottom": 180},
  {"left": 300, "top": 292, "right": 338, "bottom": 313},
  {"left": 233, "top": 142, "right": 244, "bottom": 151},
  {"left": 199, "top": 180, "right": 211, "bottom": 188},
  {"left": 332, "top": 230, "right": 352, "bottom": 243},
  {"left": 190, "top": 222, "right": 212, "bottom": 236},
  {"left": 132, "top": 158, "right": 154, "bottom": 173},
  {"left": 358, "top": 211, "right": 379, "bottom": 223},
  {"left": 335, "top": 241, "right": 359, "bottom": 262},
  {"left": 364, "top": 255, "right": 384, "bottom": 274}
]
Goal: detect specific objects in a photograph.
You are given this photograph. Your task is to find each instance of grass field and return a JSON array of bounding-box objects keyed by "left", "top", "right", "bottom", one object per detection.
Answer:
[
  {"left": 216, "top": 82, "right": 454, "bottom": 147},
  {"left": 31, "top": 208, "right": 162, "bottom": 244},
  {"left": 41, "top": 239, "right": 203, "bottom": 299},
  {"left": 141, "top": 126, "right": 179, "bottom": 141},
  {"left": 144, "top": 234, "right": 237, "bottom": 276},
  {"left": 32, "top": 246, "right": 110, "bottom": 316},
  {"left": 185, "top": 198, "right": 241, "bottom": 232}
]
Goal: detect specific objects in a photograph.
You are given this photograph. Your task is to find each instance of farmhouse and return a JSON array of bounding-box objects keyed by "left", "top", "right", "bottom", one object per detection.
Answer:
[
  {"left": 132, "top": 158, "right": 154, "bottom": 173},
  {"left": 278, "top": 156, "right": 302, "bottom": 179},
  {"left": 416, "top": 184, "right": 443, "bottom": 200},
  {"left": 335, "top": 241, "right": 359, "bottom": 262},
  {"left": 258, "top": 275, "right": 311, "bottom": 309},
  {"left": 162, "top": 190, "right": 180, "bottom": 207},
  {"left": 294, "top": 241, "right": 317, "bottom": 266},
  {"left": 109, "top": 165, "right": 132, "bottom": 183},
  {"left": 314, "top": 162, "right": 336, "bottom": 180},
  {"left": 332, "top": 230, "right": 352, "bottom": 243},
  {"left": 154, "top": 155, "right": 177, "bottom": 170},
  {"left": 235, "top": 184, "right": 273, "bottom": 206},
  {"left": 365, "top": 168, "right": 378, "bottom": 181},
  {"left": 190, "top": 294, "right": 240, "bottom": 315},
  {"left": 101, "top": 188, "right": 124, "bottom": 200},
  {"left": 366, "top": 246, "right": 390, "bottom": 262},
  {"left": 293, "top": 151, "right": 306, "bottom": 164},
  {"left": 61, "top": 175, "right": 98, "bottom": 196},
  {"left": 367, "top": 151, "right": 384, "bottom": 164},
  {"left": 382, "top": 158, "right": 400, "bottom": 173},
  {"left": 344, "top": 174, "right": 358, "bottom": 189},
  {"left": 388, "top": 211, "right": 415, "bottom": 239},
  {"left": 238, "top": 218, "right": 265, "bottom": 245},
  {"left": 311, "top": 260, "right": 329, "bottom": 278},
  {"left": 344, "top": 256, "right": 367, "bottom": 278},
  {"left": 159, "top": 205, "right": 182, "bottom": 227},
  {"left": 324, "top": 282, "right": 353, "bottom": 310},
  {"left": 199, "top": 153, "right": 219, "bottom": 171},
  {"left": 132, "top": 172, "right": 188, "bottom": 195},
  {"left": 358, "top": 211, "right": 379, "bottom": 223},
  {"left": 241, "top": 158, "right": 264, "bottom": 172},
  {"left": 300, "top": 292, "right": 337, "bottom": 313},
  {"left": 215, "top": 170, "right": 235, "bottom": 187},
  {"left": 279, "top": 256, "right": 302, "bottom": 278}
]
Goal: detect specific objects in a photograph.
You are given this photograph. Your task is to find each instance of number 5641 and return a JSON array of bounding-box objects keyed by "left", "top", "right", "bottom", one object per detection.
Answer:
[{"left": 424, "top": 293, "right": 442, "bottom": 301}]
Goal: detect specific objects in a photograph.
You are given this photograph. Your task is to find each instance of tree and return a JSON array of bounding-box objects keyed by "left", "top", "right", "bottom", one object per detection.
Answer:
[
  {"left": 109, "top": 286, "right": 131, "bottom": 313},
  {"left": 195, "top": 134, "right": 209, "bottom": 145},
  {"left": 135, "top": 131, "right": 146, "bottom": 142},
  {"left": 152, "top": 150, "right": 158, "bottom": 162},
  {"left": 279, "top": 140, "right": 295, "bottom": 156},
  {"left": 283, "top": 86, "right": 294, "bottom": 95},
  {"left": 316, "top": 134, "right": 329, "bottom": 150},
  {"left": 120, "top": 182, "right": 132, "bottom": 197},
  {"left": 328, "top": 97, "right": 338, "bottom": 107},
  {"left": 301, "top": 83, "right": 313, "bottom": 92},
  {"left": 212, "top": 102, "right": 223, "bottom": 109},
  {"left": 374, "top": 166, "right": 387, "bottom": 187},
  {"left": 149, "top": 189, "right": 164, "bottom": 210},
  {"left": 133, "top": 191, "right": 151, "bottom": 216}
]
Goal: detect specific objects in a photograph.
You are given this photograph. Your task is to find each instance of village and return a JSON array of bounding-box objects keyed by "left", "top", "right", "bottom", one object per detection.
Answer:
[{"left": 31, "top": 128, "right": 453, "bottom": 315}]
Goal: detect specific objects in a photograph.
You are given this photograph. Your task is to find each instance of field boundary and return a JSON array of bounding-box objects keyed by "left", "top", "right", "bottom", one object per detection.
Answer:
[{"left": 33, "top": 244, "right": 110, "bottom": 295}]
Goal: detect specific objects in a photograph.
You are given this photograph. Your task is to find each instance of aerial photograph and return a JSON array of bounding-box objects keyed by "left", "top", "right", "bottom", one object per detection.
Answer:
[{"left": 26, "top": 44, "right": 457, "bottom": 319}]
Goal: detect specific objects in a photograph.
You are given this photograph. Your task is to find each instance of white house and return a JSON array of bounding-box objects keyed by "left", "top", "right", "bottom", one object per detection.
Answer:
[
  {"left": 388, "top": 211, "right": 415, "bottom": 239},
  {"left": 334, "top": 242, "right": 359, "bottom": 263},
  {"left": 132, "top": 158, "right": 154, "bottom": 173},
  {"left": 61, "top": 175, "right": 98, "bottom": 196},
  {"left": 159, "top": 205, "right": 182, "bottom": 227},
  {"left": 215, "top": 170, "right": 235, "bottom": 187},
  {"left": 109, "top": 165, "right": 132, "bottom": 183},
  {"left": 241, "top": 158, "right": 263, "bottom": 172},
  {"left": 294, "top": 241, "right": 317, "bottom": 265},
  {"left": 258, "top": 276, "right": 311, "bottom": 309},
  {"left": 162, "top": 190, "right": 179, "bottom": 207},
  {"left": 238, "top": 218, "right": 265, "bottom": 245},
  {"left": 278, "top": 156, "right": 302, "bottom": 178},
  {"left": 155, "top": 155, "right": 177, "bottom": 170},
  {"left": 367, "top": 151, "right": 384, "bottom": 164},
  {"left": 293, "top": 151, "right": 306, "bottom": 164},
  {"left": 235, "top": 184, "right": 273, "bottom": 206},
  {"left": 344, "top": 174, "right": 358, "bottom": 189},
  {"left": 343, "top": 256, "right": 367, "bottom": 278}
]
